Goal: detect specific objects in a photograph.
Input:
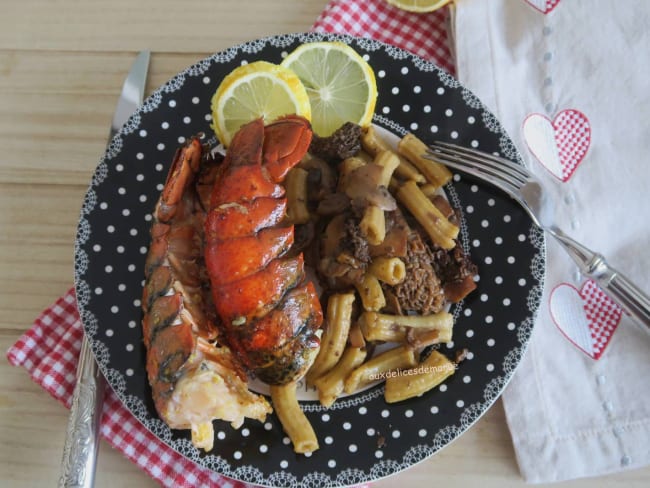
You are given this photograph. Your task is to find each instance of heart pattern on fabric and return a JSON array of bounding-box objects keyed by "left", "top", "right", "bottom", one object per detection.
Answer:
[
  {"left": 549, "top": 280, "right": 623, "bottom": 360},
  {"left": 523, "top": 110, "right": 591, "bottom": 182},
  {"left": 524, "top": 0, "right": 561, "bottom": 14}
]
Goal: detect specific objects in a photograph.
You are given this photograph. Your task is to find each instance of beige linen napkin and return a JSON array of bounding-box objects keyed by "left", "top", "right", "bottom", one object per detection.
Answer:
[{"left": 451, "top": 0, "right": 650, "bottom": 483}]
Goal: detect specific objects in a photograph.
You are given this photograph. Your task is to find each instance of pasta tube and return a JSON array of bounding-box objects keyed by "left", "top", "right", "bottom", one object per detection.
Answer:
[
  {"left": 360, "top": 125, "right": 389, "bottom": 155},
  {"left": 359, "top": 311, "right": 454, "bottom": 343},
  {"left": 285, "top": 167, "right": 310, "bottom": 224},
  {"left": 398, "top": 133, "right": 452, "bottom": 188},
  {"left": 270, "top": 382, "right": 319, "bottom": 453},
  {"left": 373, "top": 150, "right": 401, "bottom": 187},
  {"left": 359, "top": 205, "right": 386, "bottom": 246},
  {"left": 344, "top": 345, "right": 417, "bottom": 394},
  {"left": 361, "top": 126, "right": 426, "bottom": 183},
  {"left": 307, "top": 293, "right": 355, "bottom": 384},
  {"left": 368, "top": 257, "right": 406, "bottom": 285},
  {"left": 356, "top": 150, "right": 401, "bottom": 245},
  {"left": 348, "top": 322, "right": 366, "bottom": 348},
  {"left": 360, "top": 316, "right": 406, "bottom": 343},
  {"left": 396, "top": 180, "right": 459, "bottom": 250},
  {"left": 354, "top": 273, "right": 386, "bottom": 312},
  {"left": 419, "top": 183, "right": 439, "bottom": 199},
  {"left": 384, "top": 350, "right": 456, "bottom": 403},
  {"left": 314, "top": 347, "right": 367, "bottom": 407}
]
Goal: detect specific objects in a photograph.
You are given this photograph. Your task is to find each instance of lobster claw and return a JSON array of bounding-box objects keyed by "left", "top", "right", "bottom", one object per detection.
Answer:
[{"left": 262, "top": 115, "right": 313, "bottom": 182}]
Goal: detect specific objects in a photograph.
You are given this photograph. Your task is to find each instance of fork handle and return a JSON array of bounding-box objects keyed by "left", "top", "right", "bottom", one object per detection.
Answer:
[
  {"left": 589, "top": 257, "right": 650, "bottom": 331},
  {"left": 58, "top": 337, "right": 104, "bottom": 488},
  {"left": 550, "top": 229, "right": 650, "bottom": 332}
]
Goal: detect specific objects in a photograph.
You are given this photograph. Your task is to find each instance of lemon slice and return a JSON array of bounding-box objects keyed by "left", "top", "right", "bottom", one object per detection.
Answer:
[
  {"left": 386, "top": 0, "right": 451, "bottom": 13},
  {"left": 211, "top": 61, "right": 311, "bottom": 146},
  {"left": 281, "top": 42, "right": 377, "bottom": 137}
]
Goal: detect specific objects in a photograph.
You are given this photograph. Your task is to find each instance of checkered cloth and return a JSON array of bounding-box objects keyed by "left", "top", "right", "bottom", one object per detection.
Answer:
[
  {"left": 313, "top": 0, "right": 455, "bottom": 74},
  {"left": 6, "top": 1, "right": 454, "bottom": 486},
  {"left": 7, "top": 288, "right": 249, "bottom": 488}
]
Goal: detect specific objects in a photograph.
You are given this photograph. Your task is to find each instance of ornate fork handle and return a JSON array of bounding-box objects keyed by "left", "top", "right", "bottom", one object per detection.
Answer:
[
  {"left": 58, "top": 339, "right": 105, "bottom": 488},
  {"left": 550, "top": 227, "right": 650, "bottom": 330}
]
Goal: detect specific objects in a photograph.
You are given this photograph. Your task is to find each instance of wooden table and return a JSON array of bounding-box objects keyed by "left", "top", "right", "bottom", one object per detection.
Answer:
[{"left": 1, "top": 1, "right": 648, "bottom": 486}]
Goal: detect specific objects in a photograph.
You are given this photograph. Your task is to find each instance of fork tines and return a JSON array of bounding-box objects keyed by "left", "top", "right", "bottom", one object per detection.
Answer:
[{"left": 425, "top": 141, "right": 530, "bottom": 190}]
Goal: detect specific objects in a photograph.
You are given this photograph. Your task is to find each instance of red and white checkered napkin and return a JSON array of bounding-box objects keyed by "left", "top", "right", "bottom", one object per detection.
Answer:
[
  {"left": 313, "top": 0, "right": 455, "bottom": 74},
  {"left": 6, "top": 1, "right": 454, "bottom": 486}
]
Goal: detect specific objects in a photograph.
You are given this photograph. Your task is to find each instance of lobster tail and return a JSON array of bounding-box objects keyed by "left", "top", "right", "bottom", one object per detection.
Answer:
[
  {"left": 142, "top": 137, "right": 271, "bottom": 452},
  {"left": 205, "top": 116, "right": 324, "bottom": 385}
]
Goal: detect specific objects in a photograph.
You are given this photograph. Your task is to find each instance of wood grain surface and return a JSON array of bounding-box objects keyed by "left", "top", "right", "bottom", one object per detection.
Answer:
[{"left": 1, "top": 1, "right": 648, "bottom": 487}]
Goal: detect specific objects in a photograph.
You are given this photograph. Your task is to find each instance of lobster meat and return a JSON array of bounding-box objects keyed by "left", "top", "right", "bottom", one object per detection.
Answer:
[
  {"left": 205, "top": 115, "right": 324, "bottom": 385},
  {"left": 142, "top": 137, "right": 271, "bottom": 452}
]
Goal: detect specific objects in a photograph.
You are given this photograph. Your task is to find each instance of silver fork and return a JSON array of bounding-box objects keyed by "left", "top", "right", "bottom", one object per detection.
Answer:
[{"left": 426, "top": 141, "right": 650, "bottom": 332}]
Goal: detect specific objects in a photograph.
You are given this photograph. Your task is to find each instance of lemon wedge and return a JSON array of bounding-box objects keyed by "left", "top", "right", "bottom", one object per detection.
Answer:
[
  {"left": 386, "top": 0, "right": 452, "bottom": 12},
  {"left": 211, "top": 61, "right": 311, "bottom": 146},
  {"left": 281, "top": 42, "right": 377, "bottom": 137}
]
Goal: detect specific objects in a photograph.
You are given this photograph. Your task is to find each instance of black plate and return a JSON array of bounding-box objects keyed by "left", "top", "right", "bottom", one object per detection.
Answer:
[{"left": 74, "top": 32, "right": 545, "bottom": 487}]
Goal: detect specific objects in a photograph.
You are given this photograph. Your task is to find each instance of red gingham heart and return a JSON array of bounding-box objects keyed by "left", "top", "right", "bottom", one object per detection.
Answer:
[
  {"left": 549, "top": 280, "right": 623, "bottom": 360},
  {"left": 524, "top": 0, "right": 561, "bottom": 14},
  {"left": 523, "top": 109, "right": 591, "bottom": 182}
]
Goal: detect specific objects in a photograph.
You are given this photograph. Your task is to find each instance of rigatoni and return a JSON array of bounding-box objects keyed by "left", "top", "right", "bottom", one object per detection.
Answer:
[
  {"left": 362, "top": 310, "right": 454, "bottom": 331},
  {"left": 384, "top": 350, "right": 456, "bottom": 403},
  {"left": 398, "top": 133, "right": 452, "bottom": 188},
  {"left": 361, "top": 126, "right": 426, "bottom": 183},
  {"left": 368, "top": 257, "right": 406, "bottom": 285},
  {"left": 359, "top": 311, "right": 454, "bottom": 343},
  {"left": 307, "top": 292, "right": 355, "bottom": 384},
  {"left": 396, "top": 180, "right": 459, "bottom": 249},
  {"left": 354, "top": 273, "right": 386, "bottom": 312},
  {"left": 285, "top": 167, "right": 310, "bottom": 224},
  {"left": 419, "top": 183, "right": 439, "bottom": 200},
  {"left": 359, "top": 204, "right": 386, "bottom": 245},
  {"left": 271, "top": 382, "right": 319, "bottom": 453},
  {"left": 358, "top": 149, "right": 401, "bottom": 245},
  {"left": 344, "top": 345, "right": 417, "bottom": 394},
  {"left": 314, "top": 347, "right": 367, "bottom": 407},
  {"left": 360, "top": 125, "right": 388, "bottom": 155},
  {"left": 373, "top": 150, "right": 401, "bottom": 187},
  {"left": 347, "top": 322, "right": 366, "bottom": 348}
]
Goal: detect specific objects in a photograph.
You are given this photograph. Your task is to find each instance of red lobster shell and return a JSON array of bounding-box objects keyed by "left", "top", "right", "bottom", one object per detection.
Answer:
[
  {"left": 205, "top": 116, "right": 324, "bottom": 384},
  {"left": 142, "top": 138, "right": 271, "bottom": 452}
]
